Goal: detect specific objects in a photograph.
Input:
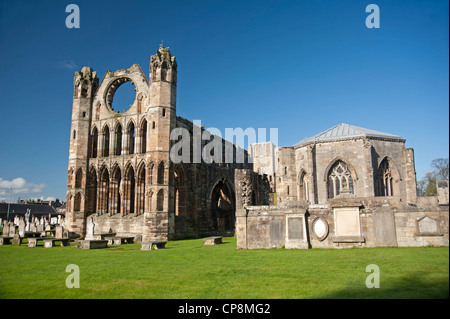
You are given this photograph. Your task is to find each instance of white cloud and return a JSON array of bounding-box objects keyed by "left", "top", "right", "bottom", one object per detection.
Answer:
[
  {"left": 57, "top": 59, "right": 78, "bottom": 70},
  {"left": 0, "top": 177, "right": 46, "bottom": 196}
]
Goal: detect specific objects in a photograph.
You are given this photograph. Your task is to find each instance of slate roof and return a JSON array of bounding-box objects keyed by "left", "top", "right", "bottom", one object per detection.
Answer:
[
  {"left": 294, "top": 123, "right": 404, "bottom": 148},
  {"left": 0, "top": 203, "right": 60, "bottom": 220}
]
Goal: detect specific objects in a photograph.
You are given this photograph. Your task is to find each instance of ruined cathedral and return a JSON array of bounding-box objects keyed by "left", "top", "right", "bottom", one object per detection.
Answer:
[{"left": 65, "top": 46, "right": 448, "bottom": 248}]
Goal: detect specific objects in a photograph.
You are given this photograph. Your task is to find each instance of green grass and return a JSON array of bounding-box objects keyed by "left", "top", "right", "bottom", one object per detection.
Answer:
[{"left": 0, "top": 238, "right": 448, "bottom": 299}]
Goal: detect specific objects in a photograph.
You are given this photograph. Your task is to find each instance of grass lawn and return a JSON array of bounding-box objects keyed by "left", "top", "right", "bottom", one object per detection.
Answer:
[{"left": 0, "top": 237, "right": 448, "bottom": 299}]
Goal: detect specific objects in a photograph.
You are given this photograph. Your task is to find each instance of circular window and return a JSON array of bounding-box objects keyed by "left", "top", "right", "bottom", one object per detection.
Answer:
[{"left": 105, "top": 78, "right": 136, "bottom": 113}]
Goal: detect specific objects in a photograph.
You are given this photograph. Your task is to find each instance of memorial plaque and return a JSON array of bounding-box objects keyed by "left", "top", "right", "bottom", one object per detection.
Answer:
[
  {"left": 418, "top": 216, "right": 438, "bottom": 234},
  {"left": 288, "top": 217, "right": 304, "bottom": 240},
  {"left": 270, "top": 220, "right": 283, "bottom": 242},
  {"left": 334, "top": 207, "right": 361, "bottom": 237},
  {"left": 374, "top": 211, "right": 397, "bottom": 246},
  {"left": 312, "top": 218, "right": 328, "bottom": 241}
]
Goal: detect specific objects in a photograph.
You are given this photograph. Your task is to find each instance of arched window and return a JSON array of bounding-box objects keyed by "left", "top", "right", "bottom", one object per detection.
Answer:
[
  {"left": 128, "top": 122, "right": 135, "bottom": 154},
  {"left": 124, "top": 166, "right": 135, "bottom": 215},
  {"left": 67, "top": 168, "right": 74, "bottom": 188},
  {"left": 86, "top": 168, "right": 97, "bottom": 214},
  {"left": 174, "top": 166, "right": 185, "bottom": 216},
  {"left": 327, "top": 161, "right": 354, "bottom": 198},
  {"left": 103, "top": 126, "right": 110, "bottom": 157},
  {"left": 136, "top": 164, "right": 146, "bottom": 216},
  {"left": 376, "top": 158, "right": 394, "bottom": 196},
  {"left": 73, "top": 192, "right": 82, "bottom": 212},
  {"left": 90, "top": 127, "right": 98, "bottom": 158},
  {"left": 148, "top": 162, "right": 154, "bottom": 184},
  {"left": 111, "top": 166, "right": 121, "bottom": 215},
  {"left": 81, "top": 81, "right": 89, "bottom": 98},
  {"left": 157, "top": 161, "right": 165, "bottom": 185},
  {"left": 298, "top": 171, "right": 308, "bottom": 201},
  {"left": 115, "top": 124, "right": 122, "bottom": 156},
  {"left": 140, "top": 119, "right": 147, "bottom": 153},
  {"left": 75, "top": 168, "right": 83, "bottom": 188},
  {"left": 98, "top": 167, "right": 110, "bottom": 215},
  {"left": 157, "top": 189, "right": 164, "bottom": 211}
]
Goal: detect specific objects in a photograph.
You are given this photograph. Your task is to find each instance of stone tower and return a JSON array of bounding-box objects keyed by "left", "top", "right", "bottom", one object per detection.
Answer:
[
  {"left": 144, "top": 45, "right": 178, "bottom": 241},
  {"left": 66, "top": 67, "right": 98, "bottom": 234},
  {"left": 65, "top": 46, "right": 177, "bottom": 240}
]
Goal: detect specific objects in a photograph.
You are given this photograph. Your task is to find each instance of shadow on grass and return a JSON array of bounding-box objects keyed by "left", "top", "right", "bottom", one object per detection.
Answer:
[{"left": 321, "top": 271, "right": 449, "bottom": 299}]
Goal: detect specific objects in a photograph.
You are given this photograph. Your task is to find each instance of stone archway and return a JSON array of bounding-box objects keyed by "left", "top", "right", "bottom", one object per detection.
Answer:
[{"left": 209, "top": 177, "right": 235, "bottom": 235}]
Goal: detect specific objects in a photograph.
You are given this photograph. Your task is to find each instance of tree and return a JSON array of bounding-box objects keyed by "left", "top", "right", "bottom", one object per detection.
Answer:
[
  {"left": 431, "top": 158, "right": 449, "bottom": 180},
  {"left": 417, "top": 158, "right": 449, "bottom": 196}
]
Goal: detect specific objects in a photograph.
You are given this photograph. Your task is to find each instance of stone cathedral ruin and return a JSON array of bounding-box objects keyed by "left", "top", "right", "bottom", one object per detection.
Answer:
[{"left": 65, "top": 45, "right": 448, "bottom": 248}]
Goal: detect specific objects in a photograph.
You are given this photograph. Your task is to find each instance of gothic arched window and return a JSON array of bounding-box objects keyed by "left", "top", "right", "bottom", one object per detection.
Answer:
[
  {"left": 298, "top": 171, "right": 308, "bottom": 201},
  {"left": 376, "top": 158, "right": 394, "bottom": 196},
  {"left": 327, "top": 161, "right": 354, "bottom": 198}
]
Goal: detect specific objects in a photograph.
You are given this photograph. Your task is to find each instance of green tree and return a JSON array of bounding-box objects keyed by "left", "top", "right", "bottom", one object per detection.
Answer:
[{"left": 417, "top": 158, "right": 449, "bottom": 196}]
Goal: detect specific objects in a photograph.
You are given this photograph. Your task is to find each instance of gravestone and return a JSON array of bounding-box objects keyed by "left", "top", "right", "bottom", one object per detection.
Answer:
[
  {"left": 18, "top": 217, "right": 25, "bottom": 237},
  {"left": 2, "top": 221, "right": 9, "bottom": 236},
  {"left": 55, "top": 226, "right": 63, "bottom": 238},
  {"left": 12, "top": 234, "right": 22, "bottom": 246},
  {"left": 85, "top": 217, "right": 95, "bottom": 240},
  {"left": 8, "top": 222, "right": 16, "bottom": 237}
]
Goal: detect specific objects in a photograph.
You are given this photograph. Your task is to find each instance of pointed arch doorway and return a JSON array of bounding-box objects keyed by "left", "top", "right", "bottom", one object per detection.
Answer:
[{"left": 209, "top": 177, "right": 235, "bottom": 236}]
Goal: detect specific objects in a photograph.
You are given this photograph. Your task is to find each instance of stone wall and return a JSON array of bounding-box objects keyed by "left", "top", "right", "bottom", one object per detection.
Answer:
[{"left": 236, "top": 197, "right": 449, "bottom": 249}]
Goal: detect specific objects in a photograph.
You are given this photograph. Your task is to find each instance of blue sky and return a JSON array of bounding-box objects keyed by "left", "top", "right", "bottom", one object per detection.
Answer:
[{"left": 0, "top": 0, "right": 448, "bottom": 201}]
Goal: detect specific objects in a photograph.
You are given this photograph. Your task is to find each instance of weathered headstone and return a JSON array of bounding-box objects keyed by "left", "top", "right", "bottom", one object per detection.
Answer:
[
  {"left": 2, "top": 221, "right": 9, "bottom": 236},
  {"left": 55, "top": 226, "right": 63, "bottom": 238},
  {"left": 8, "top": 222, "right": 16, "bottom": 237},
  {"left": 12, "top": 234, "right": 22, "bottom": 246},
  {"left": 18, "top": 217, "right": 26, "bottom": 237},
  {"left": 85, "top": 217, "right": 95, "bottom": 240}
]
